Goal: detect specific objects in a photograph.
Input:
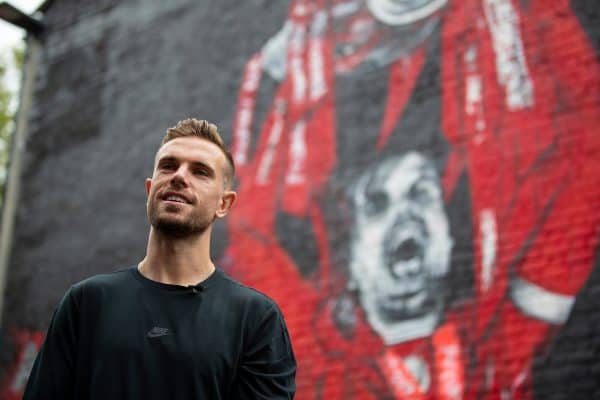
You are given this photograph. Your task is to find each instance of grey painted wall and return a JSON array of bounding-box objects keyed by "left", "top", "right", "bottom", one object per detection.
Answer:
[{"left": 4, "top": 0, "right": 288, "bottom": 327}]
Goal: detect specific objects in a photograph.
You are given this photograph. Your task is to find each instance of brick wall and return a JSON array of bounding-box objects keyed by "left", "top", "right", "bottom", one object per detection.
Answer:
[{"left": 1, "top": 0, "right": 599, "bottom": 398}]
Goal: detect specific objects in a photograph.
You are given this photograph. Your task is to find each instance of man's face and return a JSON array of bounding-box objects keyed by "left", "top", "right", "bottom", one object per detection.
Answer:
[
  {"left": 146, "top": 137, "right": 235, "bottom": 238},
  {"left": 349, "top": 152, "right": 452, "bottom": 339}
]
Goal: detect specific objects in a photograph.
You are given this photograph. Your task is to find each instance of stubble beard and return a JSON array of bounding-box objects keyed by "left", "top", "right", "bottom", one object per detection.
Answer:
[{"left": 148, "top": 202, "right": 215, "bottom": 239}]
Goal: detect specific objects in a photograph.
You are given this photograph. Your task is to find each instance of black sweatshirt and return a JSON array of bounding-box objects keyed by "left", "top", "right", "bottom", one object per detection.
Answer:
[{"left": 23, "top": 266, "right": 296, "bottom": 399}]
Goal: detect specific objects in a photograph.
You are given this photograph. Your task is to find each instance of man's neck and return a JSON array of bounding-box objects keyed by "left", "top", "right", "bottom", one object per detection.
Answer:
[{"left": 138, "top": 227, "right": 215, "bottom": 287}]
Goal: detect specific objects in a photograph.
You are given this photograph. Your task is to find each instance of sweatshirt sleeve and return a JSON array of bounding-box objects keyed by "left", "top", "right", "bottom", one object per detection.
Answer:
[
  {"left": 22, "top": 286, "right": 80, "bottom": 400},
  {"left": 234, "top": 302, "right": 297, "bottom": 399}
]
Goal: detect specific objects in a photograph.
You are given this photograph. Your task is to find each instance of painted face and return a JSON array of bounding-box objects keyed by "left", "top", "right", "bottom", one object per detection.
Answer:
[
  {"left": 146, "top": 137, "right": 233, "bottom": 238},
  {"left": 366, "top": 0, "right": 447, "bottom": 25},
  {"left": 349, "top": 152, "right": 452, "bottom": 339}
]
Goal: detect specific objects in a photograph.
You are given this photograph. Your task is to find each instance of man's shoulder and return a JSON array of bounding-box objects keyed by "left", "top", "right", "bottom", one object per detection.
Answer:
[
  {"left": 216, "top": 269, "right": 281, "bottom": 313},
  {"left": 70, "top": 266, "right": 135, "bottom": 297}
]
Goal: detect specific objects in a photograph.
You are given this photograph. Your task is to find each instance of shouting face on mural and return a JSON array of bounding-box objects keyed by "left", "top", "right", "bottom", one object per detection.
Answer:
[{"left": 349, "top": 152, "right": 453, "bottom": 344}]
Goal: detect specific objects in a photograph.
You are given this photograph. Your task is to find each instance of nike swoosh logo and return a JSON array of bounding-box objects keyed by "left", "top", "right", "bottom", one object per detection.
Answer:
[{"left": 147, "top": 327, "right": 170, "bottom": 338}]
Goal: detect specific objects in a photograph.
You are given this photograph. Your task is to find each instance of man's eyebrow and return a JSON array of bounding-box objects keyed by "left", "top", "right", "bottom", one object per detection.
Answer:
[
  {"left": 156, "top": 156, "right": 215, "bottom": 175},
  {"left": 157, "top": 155, "right": 178, "bottom": 164}
]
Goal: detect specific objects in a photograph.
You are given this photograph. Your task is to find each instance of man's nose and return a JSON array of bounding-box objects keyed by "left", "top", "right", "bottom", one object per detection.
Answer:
[{"left": 170, "top": 165, "right": 190, "bottom": 187}]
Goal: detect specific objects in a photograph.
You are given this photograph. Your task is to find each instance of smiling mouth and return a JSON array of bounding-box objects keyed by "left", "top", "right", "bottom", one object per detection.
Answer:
[
  {"left": 164, "top": 197, "right": 187, "bottom": 204},
  {"left": 161, "top": 192, "right": 191, "bottom": 204}
]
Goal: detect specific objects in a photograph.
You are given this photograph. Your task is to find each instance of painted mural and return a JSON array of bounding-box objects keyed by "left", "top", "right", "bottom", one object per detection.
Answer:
[
  {"left": 223, "top": 0, "right": 600, "bottom": 399},
  {"left": 1, "top": 1, "right": 599, "bottom": 399}
]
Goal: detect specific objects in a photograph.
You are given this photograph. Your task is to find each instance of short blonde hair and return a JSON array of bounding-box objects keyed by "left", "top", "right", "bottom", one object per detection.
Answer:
[{"left": 161, "top": 118, "right": 235, "bottom": 186}]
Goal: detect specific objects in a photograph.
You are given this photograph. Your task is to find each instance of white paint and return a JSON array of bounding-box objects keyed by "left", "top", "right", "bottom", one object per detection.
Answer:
[
  {"left": 483, "top": 0, "right": 534, "bottom": 110},
  {"left": 383, "top": 353, "right": 418, "bottom": 395},
  {"left": 261, "top": 22, "right": 291, "bottom": 81},
  {"left": 479, "top": 209, "right": 497, "bottom": 292},
  {"left": 405, "top": 355, "right": 431, "bottom": 392},
  {"left": 510, "top": 276, "right": 575, "bottom": 324},
  {"left": 285, "top": 120, "right": 307, "bottom": 185},
  {"left": 367, "top": 0, "right": 447, "bottom": 26},
  {"left": 331, "top": 0, "right": 362, "bottom": 18},
  {"left": 463, "top": 45, "right": 486, "bottom": 133},
  {"left": 438, "top": 343, "right": 463, "bottom": 399},
  {"left": 289, "top": 24, "right": 307, "bottom": 103},
  {"left": 466, "top": 76, "right": 482, "bottom": 115},
  {"left": 233, "top": 107, "right": 252, "bottom": 165},
  {"left": 309, "top": 39, "right": 326, "bottom": 100},
  {"left": 255, "top": 101, "right": 285, "bottom": 185},
  {"left": 234, "top": 56, "right": 263, "bottom": 166},
  {"left": 241, "top": 56, "right": 262, "bottom": 92}
]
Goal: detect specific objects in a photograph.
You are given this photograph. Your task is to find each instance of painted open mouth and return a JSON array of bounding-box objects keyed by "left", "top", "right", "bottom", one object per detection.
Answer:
[
  {"left": 385, "top": 218, "right": 426, "bottom": 283},
  {"left": 371, "top": 217, "right": 430, "bottom": 316},
  {"left": 389, "top": 238, "right": 422, "bottom": 274}
]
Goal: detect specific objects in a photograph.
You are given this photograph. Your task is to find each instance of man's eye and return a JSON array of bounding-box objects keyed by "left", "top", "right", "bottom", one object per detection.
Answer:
[
  {"left": 194, "top": 169, "right": 209, "bottom": 176},
  {"left": 363, "top": 190, "right": 388, "bottom": 216},
  {"left": 410, "top": 181, "right": 438, "bottom": 204}
]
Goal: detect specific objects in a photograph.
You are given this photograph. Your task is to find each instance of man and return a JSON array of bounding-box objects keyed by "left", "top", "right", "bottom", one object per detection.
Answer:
[{"left": 23, "top": 118, "right": 297, "bottom": 399}]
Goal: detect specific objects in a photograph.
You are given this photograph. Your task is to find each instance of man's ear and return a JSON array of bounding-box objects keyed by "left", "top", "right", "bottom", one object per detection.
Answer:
[
  {"left": 216, "top": 190, "right": 237, "bottom": 218},
  {"left": 145, "top": 178, "right": 152, "bottom": 195}
]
